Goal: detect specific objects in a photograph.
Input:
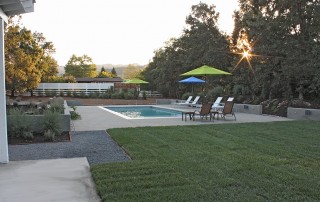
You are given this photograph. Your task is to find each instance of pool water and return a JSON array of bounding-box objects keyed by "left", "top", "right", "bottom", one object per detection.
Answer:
[{"left": 104, "top": 106, "right": 181, "bottom": 118}]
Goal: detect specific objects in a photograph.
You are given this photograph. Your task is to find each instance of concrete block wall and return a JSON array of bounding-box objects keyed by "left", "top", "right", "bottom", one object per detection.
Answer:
[
  {"left": 8, "top": 100, "right": 71, "bottom": 133},
  {"left": 233, "top": 104, "right": 262, "bottom": 115},
  {"left": 156, "top": 99, "right": 173, "bottom": 105},
  {"left": 30, "top": 100, "right": 70, "bottom": 132},
  {"left": 287, "top": 107, "right": 320, "bottom": 120}
]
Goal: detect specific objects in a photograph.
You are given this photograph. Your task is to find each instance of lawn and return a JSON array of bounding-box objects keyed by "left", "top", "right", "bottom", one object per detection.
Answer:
[{"left": 91, "top": 121, "right": 320, "bottom": 201}]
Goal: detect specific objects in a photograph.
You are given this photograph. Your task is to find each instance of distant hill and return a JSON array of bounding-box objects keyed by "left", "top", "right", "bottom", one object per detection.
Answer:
[
  {"left": 58, "top": 64, "right": 146, "bottom": 78},
  {"left": 97, "top": 64, "right": 146, "bottom": 78}
]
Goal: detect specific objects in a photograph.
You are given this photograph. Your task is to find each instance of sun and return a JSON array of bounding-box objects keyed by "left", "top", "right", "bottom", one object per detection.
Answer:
[
  {"left": 232, "top": 49, "right": 255, "bottom": 77},
  {"left": 231, "top": 29, "right": 256, "bottom": 76},
  {"left": 243, "top": 51, "right": 250, "bottom": 58}
]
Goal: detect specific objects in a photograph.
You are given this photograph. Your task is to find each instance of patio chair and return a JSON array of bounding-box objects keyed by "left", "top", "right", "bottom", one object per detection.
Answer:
[
  {"left": 177, "top": 96, "right": 193, "bottom": 106},
  {"left": 212, "top": 96, "right": 224, "bottom": 111},
  {"left": 212, "top": 101, "right": 236, "bottom": 120},
  {"left": 190, "top": 96, "right": 201, "bottom": 107},
  {"left": 193, "top": 102, "right": 213, "bottom": 120}
]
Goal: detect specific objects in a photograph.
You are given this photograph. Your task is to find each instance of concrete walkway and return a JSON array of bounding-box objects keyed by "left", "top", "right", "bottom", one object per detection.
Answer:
[{"left": 0, "top": 158, "right": 100, "bottom": 202}]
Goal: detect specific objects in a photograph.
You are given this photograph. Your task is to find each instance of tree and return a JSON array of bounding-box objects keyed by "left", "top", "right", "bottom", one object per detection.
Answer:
[
  {"left": 231, "top": 0, "right": 320, "bottom": 100},
  {"left": 33, "top": 32, "right": 59, "bottom": 82},
  {"left": 144, "top": 3, "right": 231, "bottom": 98},
  {"left": 5, "top": 17, "right": 43, "bottom": 96},
  {"left": 97, "top": 67, "right": 113, "bottom": 78},
  {"left": 64, "top": 54, "right": 97, "bottom": 78},
  {"left": 111, "top": 67, "right": 117, "bottom": 77},
  {"left": 38, "top": 56, "right": 59, "bottom": 82},
  {"left": 123, "top": 64, "right": 143, "bottom": 79},
  {"left": 49, "top": 75, "right": 76, "bottom": 83},
  {"left": 100, "top": 67, "right": 106, "bottom": 73}
]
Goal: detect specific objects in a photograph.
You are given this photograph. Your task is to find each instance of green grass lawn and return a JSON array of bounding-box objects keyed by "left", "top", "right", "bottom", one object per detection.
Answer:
[{"left": 91, "top": 121, "right": 320, "bottom": 201}]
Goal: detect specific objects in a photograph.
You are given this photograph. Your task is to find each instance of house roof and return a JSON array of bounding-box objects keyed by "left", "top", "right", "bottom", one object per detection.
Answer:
[
  {"left": 76, "top": 77, "right": 123, "bottom": 83},
  {"left": 0, "top": 0, "right": 35, "bottom": 22}
]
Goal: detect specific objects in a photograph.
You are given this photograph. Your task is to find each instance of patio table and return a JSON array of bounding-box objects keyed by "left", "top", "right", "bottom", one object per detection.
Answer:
[{"left": 182, "top": 111, "right": 195, "bottom": 121}]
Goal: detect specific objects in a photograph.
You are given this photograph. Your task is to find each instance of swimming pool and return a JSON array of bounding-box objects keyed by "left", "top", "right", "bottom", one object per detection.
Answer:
[{"left": 102, "top": 106, "right": 182, "bottom": 119}]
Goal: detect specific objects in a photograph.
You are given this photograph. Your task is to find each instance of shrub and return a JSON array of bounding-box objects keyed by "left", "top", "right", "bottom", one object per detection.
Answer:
[
  {"left": 7, "top": 108, "right": 33, "bottom": 139},
  {"left": 142, "top": 91, "right": 147, "bottom": 100},
  {"left": 49, "top": 98, "right": 64, "bottom": 114},
  {"left": 72, "top": 91, "right": 77, "bottom": 97},
  {"left": 233, "top": 85, "right": 250, "bottom": 96},
  {"left": 119, "top": 91, "right": 125, "bottom": 99},
  {"left": 51, "top": 90, "right": 57, "bottom": 97},
  {"left": 124, "top": 92, "right": 134, "bottom": 100},
  {"left": 100, "top": 92, "right": 110, "bottom": 99},
  {"left": 181, "top": 92, "right": 193, "bottom": 100},
  {"left": 67, "top": 91, "right": 72, "bottom": 97},
  {"left": 233, "top": 85, "right": 243, "bottom": 95},
  {"left": 13, "top": 102, "right": 18, "bottom": 107},
  {"left": 44, "top": 90, "right": 50, "bottom": 97},
  {"left": 22, "top": 131, "right": 34, "bottom": 140},
  {"left": 111, "top": 92, "right": 119, "bottom": 99},
  {"left": 42, "top": 110, "right": 61, "bottom": 136},
  {"left": 90, "top": 92, "right": 100, "bottom": 98},
  {"left": 70, "top": 106, "right": 81, "bottom": 120},
  {"left": 44, "top": 130, "right": 55, "bottom": 141},
  {"left": 79, "top": 91, "right": 87, "bottom": 98},
  {"left": 207, "top": 86, "right": 224, "bottom": 100}
]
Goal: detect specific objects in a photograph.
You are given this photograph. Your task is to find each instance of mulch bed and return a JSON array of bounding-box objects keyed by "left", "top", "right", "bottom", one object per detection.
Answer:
[{"left": 8, "top": 131, "right": 71, "bottom": 145}]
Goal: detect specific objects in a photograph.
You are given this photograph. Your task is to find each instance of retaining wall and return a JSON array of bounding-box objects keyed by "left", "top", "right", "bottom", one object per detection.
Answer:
[
  {"left": 8, "top": 100, "right": 70, "bottom": 133},
  {"left": 232, "top": 104, "right": 262, "bottom": 115},
  {"left": 287, "top": 107, "right": 320, "bottom": 121}
]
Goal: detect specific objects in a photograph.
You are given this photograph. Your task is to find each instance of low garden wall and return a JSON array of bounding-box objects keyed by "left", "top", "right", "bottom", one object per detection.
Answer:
[
  {"left": 156, "top": 99, "right": 175, "bottom": 105},
  {"left": 287, "top": 107, "right": 320, "bottom": 121},
  {"left": 8, "top": 100, "right": 71, "bottom": 133},
  {"left": 156, "top": 100, "right": 263, "bottom": 115},
  {"left": 233, "top": 104, "right": 262, "bottom": 115}
]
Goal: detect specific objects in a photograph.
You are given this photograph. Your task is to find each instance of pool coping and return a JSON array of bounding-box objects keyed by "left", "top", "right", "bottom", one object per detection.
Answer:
[{"left": 98, "top": 105, "right": 185, "bottom": 120}]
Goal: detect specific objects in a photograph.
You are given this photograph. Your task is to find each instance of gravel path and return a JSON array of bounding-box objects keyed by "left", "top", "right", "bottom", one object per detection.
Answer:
[{"left": 9, "top": 130, "right": 130, "bottom": 165}]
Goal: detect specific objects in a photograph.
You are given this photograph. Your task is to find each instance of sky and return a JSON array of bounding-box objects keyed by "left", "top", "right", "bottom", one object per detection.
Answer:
[{"left": 20, "top": 0, "right": 239, "bottom": 66}]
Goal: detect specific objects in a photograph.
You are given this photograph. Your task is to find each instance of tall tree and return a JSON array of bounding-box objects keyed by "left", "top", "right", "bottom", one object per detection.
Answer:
[
  {"left": 232, "top": 0, "right": 320, "bottom": 100},
  {"left": 33, "top": 32, "right": 59, "bottom": 82},
  {"left": 100, "top": 67, "right": 106, "bottom": 73},
  {"left": 144, "top": 3, "right": 231, "bottom": 97},
  {"left": 5, "top": 17, "right": 43, "bottom": 96},
  {"left": 64, "top": 54, "right": 97, "bottom": 78},
  {"left": 111, "top": 67, "right": 118, "bottom": 77}
]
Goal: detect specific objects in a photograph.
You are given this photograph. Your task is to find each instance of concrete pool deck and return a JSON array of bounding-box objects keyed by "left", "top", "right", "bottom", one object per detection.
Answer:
[{"left": 72, "top": 105, "right": 292, "bottom": 131}]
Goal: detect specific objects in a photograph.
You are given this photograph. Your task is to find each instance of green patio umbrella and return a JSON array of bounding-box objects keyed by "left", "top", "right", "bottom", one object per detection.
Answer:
[
  {"left": 181, "top": 65, "right": 231, "bottom": 76},
  {"left": 181, "top": 65, "right": 231, "bottom": 100},
  {"left": 124, "top": 78, "right": 149, "bottom": 84}
]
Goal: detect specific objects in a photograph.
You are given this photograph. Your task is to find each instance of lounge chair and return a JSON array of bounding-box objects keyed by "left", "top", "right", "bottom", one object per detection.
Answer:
[
  {"left": 227, "top": 97, "right": 234, "bottom": 101},
  {"left": 190, "top": 96, "right": 201, "bottom": 107},
  {"left": 177, "top": 96, "right": 193, "bottom": 106},
  {"left": 212, "top": 101, "right": 236, "bottom": 120},
  {"left": 212, "top": 96, "right": 224, "bottom": 111},
  {"left": 193, "top": 102, "right": 213, "bottom": 120}
]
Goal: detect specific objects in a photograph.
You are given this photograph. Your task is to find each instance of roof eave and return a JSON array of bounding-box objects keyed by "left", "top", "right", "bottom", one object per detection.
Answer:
[{"left": 0, "top": 0, "right": 35, "bottom": 22}]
